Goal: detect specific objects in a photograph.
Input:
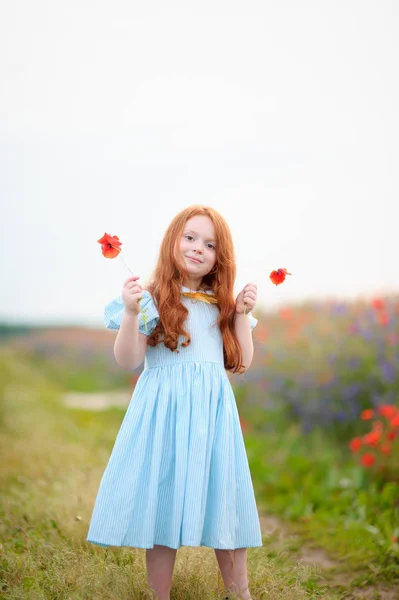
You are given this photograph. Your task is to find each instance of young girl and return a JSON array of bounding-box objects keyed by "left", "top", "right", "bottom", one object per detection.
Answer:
[{"left": 87, "top": 205, "right": 262, "bottom": 600}]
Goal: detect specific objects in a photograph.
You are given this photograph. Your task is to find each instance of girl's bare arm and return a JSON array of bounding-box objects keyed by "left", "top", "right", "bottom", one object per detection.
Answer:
[
  {"left": 114, "top": 311, "right": 148, "bottom": 370},
  {"left": 234, "top": 313, "right": 254, "bottom": 371}
]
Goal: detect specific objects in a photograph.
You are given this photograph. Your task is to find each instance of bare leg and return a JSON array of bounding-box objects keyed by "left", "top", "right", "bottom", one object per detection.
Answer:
[
  {"left": 145, "top": 544, "right": 177, "bottom": 600},
  {"left": 214, "top": 548, "right": 252, "bottom": 600}
]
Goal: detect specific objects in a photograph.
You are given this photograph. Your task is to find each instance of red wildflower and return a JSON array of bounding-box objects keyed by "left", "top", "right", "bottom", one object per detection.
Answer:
[
  {"left": 256, "top": 325, "right": 268, "bottom": 343},
  {"left": 371, "top": 297, "right": 384, "bottom": 311},
  {"left": 378, "top": 312, "right": 389, "bottom": 326},
  {"left": 279, "top": 307, "right": 293, "bottom": 320},
  {"left": 380, "top": 442, "right": 392, "bottom": 455},
  {"left": 378, "top": 404, "right": 397, "bottom": 418},
  {"left": 361, "top": 453, "right": 376, "bottom": 467},
  {"left": 363, "top": 430, "right": 382, "bottom": 447},
  {"left": 387, "top": 429, "right": 397, "bottom": 441},
  {"left": 349, "top": 438, "right": 362, "bottom": 453},
  {"left": 390, "top": 414, "right": 399, "bottom": 428},
  {"left": 97, "top": 233, "right": 122, "bottom": 258},
  {"left": 270, "top": 268, "right": 292, "bottom": 286},
  {"left": 361, "top": 409, "right": 374, "bottom": 420}
]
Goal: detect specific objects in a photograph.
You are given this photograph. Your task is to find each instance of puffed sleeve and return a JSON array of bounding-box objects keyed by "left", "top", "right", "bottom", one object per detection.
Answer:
[
  {"left": 104, "top": 290, "right": 160, "bottom": 335},
  {"left": 137, "top": 290, "right": 160, "bottom": 335},
  {"left": 248, "top": 314, "right": 258, "bottom": 332}
]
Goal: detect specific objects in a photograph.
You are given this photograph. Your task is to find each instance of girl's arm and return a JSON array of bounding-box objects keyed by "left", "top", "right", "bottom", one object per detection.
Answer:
[
  {"left": 235, "top": 313, "right": 254, "bottom": 371},
  {"left": 234, "top": 282, "right": 257, "bottom": 371},
  {"left": 114, "top": 311, "right": 148, "bottom": 370}
]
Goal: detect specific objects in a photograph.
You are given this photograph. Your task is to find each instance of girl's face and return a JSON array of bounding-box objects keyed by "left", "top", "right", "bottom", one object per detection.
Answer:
[{"left": 177, "top": 215, "right": 217, "bottom": 280}]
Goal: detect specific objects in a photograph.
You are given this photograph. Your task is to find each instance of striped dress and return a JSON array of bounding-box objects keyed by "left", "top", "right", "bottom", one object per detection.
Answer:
[{"left": 86, "top": 286, "right": 263, "bottom": 550}]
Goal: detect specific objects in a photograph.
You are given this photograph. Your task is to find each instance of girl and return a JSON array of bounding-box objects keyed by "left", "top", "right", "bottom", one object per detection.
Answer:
[{"left": 87, "top": 205, "right": 262, "bottom": 600}]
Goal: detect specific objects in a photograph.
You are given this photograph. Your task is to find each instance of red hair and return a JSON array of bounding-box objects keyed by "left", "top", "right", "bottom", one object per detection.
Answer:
[{"left": 145, "top": 205, "right": 245, "bottom": 374}]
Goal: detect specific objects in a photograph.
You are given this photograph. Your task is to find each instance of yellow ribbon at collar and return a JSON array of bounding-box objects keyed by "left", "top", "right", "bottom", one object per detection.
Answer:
[{"left": 181, "top": 291, "right": 218, "bottom": 305}]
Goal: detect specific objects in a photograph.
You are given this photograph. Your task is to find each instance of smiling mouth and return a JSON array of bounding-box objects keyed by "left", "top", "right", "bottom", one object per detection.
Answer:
[{"left": 187, "top": 257, "right": 202, "bottom": 264}]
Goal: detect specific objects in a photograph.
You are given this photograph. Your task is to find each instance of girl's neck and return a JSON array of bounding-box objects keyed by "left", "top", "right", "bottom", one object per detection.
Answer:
[{"left": 182, "top": 278, "right": 203, "bottom": 292}]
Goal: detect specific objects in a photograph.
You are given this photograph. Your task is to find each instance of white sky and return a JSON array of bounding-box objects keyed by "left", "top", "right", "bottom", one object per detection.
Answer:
[{"left": 1, "top": 1, "right": 398, "bottom": 326}]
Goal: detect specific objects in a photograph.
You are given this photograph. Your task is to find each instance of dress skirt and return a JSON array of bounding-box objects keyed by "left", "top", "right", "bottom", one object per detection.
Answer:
[{"left": 86, "top": 361, "right": 263, "bottom": 550}]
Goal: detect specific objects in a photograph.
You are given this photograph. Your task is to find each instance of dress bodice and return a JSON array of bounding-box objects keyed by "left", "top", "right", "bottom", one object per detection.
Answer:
[{"left": 103, "top": 286, "right": 257, "bottom": 370}]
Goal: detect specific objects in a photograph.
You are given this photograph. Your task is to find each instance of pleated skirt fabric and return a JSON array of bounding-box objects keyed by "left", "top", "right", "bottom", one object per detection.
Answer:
[{"left": 86, "top": 361, "right": 263, "bottom": 550}]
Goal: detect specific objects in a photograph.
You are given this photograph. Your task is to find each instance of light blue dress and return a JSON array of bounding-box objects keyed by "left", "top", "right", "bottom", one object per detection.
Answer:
[{"left": 86, "top": 286, "right": 263, "bottom": 550}]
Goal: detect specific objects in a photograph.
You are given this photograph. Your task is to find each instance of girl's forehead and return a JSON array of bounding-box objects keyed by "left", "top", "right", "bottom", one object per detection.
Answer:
[{"left": 184, "top": 215, "right": 215, "bottom": 236}]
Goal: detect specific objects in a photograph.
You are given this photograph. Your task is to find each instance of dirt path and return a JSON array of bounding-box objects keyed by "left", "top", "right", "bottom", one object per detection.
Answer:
[
  {"left": 62, "top": 390, "right": 131, "bottom": 410},
  {"left": 258, "top": 509, "right": 398, "bottom": 599}
]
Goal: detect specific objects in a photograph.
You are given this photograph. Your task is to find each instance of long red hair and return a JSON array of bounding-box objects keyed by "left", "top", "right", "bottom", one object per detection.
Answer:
[{"left": 145, "top": 205, "right": 245, "bottom": 374}]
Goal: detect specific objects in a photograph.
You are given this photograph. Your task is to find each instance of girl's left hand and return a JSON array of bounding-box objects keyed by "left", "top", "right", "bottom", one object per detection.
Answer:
[{"left": 235, "top": 283, "right": 257, "bottom": 314}]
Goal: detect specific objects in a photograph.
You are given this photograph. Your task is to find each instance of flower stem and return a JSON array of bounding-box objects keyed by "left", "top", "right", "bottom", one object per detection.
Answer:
[
  {"left": 118, "top": 253, "right": 146, "bottom": 328},
  {"left": 119, "top": 253, "right": 134, "bottom": 275}
]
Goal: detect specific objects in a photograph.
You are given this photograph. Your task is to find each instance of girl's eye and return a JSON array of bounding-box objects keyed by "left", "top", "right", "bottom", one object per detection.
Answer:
[{"left": 184, "top": 235, "right": 215, "bottom": 249}]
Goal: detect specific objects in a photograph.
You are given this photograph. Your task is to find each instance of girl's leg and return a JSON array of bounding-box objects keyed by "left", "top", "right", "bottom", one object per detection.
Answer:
[
  {"left": 145, "top": 544, "right": 178, "bottom": 600},
  {"left": 214, "top": 548, "right": 252, "bottom": 600}
]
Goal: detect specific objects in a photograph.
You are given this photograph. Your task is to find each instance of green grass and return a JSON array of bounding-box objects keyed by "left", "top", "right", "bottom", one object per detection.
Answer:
[
  {"left": 1, "top": 348, "right": 398, "bottom": 599},
  {"left": 241, "top": 415, "right": 399, "bottom": 589}
]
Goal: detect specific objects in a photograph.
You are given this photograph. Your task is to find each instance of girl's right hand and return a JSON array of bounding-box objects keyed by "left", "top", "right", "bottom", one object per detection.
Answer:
[{"left": 121, "top": 276, "right": 143, "bottom": 316}]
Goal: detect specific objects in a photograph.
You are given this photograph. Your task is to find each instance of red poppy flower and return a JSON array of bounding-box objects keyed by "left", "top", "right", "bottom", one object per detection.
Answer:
[
  {"left": 363, "top": 430, "right": 382, "bottom": 446},
  {"left": 378, "top": 312, "right": 389, "bottom": 326},
  {"left": 378, "top": 404, "right": 397, "bottom": 418},
  {"left": 270, "top": 268, "right": 292, "bottom": 286},
  {"left": 380, "top": 442, "right": 392, "bottom": 455},
  {"left": 390, "top": 414, "right": 399, "bottom": 428},
  {"left": 371, "top": 297, "right": 384, "bottom": 311},
  {"left": 279, "top": 307, "right": 293, "bottom": 320},
  {"left": 349, "top": 437, "right": 362, "bottom": 452},
  {"left": 97, "top": 233, "right": 122, "bottom": 258},
  {"left": 97, "top": 231, "right": 143, "bottom": 323},
  {"left": 360, "top": 409, "right": 374, "bottom": 420},
  {"left": 361, "top": 453, "right": 376, "bottom": 467}
]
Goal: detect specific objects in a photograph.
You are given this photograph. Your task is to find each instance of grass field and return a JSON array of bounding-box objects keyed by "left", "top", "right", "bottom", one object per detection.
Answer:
[{"left": 1, "top": 294, "right": 398, "bottom": 598}]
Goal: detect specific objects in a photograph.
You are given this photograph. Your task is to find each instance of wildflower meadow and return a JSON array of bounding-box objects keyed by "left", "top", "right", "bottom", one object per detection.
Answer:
[{"left": 0, "top": 294, "right": 398, "bottom": 598}]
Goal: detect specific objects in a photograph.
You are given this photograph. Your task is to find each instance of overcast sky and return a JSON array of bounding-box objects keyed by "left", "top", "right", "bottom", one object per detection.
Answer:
[{"left": 1, "top": 1, "right": 398, "bottom": 327}]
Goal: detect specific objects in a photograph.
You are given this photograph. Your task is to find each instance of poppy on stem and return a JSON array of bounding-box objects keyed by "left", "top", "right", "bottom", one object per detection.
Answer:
[
  {"left": 97, "top": 233, "right": 133, "bottom": 273},
  {"left": 349, "top": 437, "right": 362, "bottom": 453},
  {"left": 361, "top": 453, "right": 376, "bottom": 467},
  {"left": 361, "top": 409, "right": 374, "bottom": 420},
  {"left": 97, "top": 232, "right": 148, "bottom": 330},
  {"left": 270, "top": 268, "right": 292, "bottom": 286}
]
